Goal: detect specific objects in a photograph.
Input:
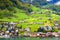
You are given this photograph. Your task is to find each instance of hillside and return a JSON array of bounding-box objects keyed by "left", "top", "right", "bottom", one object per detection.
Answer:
[
  {"left": 42, "top": 4, "right": 60, "bottom": 12},
  {"left": 0, "top": 0, "right": 33, "bottom": 22},
  {"left": 0, "top": 0, "right": 49, "bottom": 22},
  {"left": 20, "top": 0, "right": 48, "bottom": 6},
  {"left": 0, "top": 0, "right": 60, "bottom": 32}
]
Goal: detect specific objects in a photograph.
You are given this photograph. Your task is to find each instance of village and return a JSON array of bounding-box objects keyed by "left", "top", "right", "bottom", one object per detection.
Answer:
[{"left": 0, "top": 22, "right": 60, "bottom": 38}]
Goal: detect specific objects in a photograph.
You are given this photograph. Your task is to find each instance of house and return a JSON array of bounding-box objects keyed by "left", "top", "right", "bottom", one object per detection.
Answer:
[
  {"left": 51, "top": 32, "right": 59, "bottom": 37},
  {"left": 9, "top": 22, "right": 17, "bottom": 27}
]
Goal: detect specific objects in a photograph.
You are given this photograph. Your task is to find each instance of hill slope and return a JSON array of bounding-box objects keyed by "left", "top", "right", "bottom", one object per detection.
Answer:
[{"left": 0, "top": 0, "right": 60, "bottom": 32}]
